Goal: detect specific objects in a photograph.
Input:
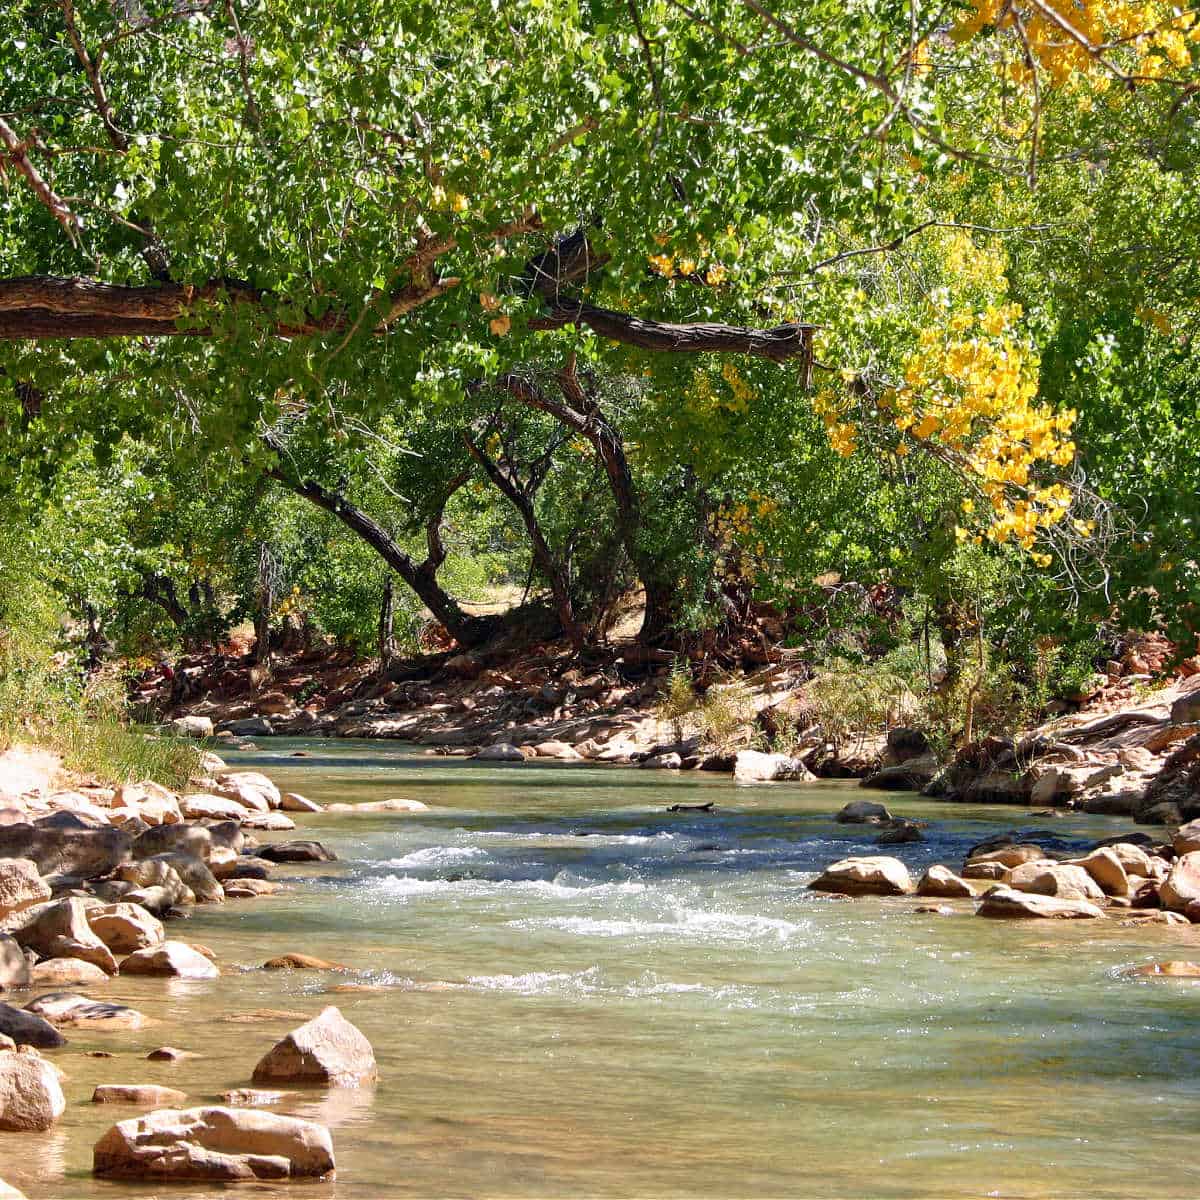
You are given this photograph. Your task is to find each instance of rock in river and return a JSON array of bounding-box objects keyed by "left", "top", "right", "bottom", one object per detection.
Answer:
[
  {"left": 808, "top": 856, "right": 914, "bottom": 896},
  {"left": 252, "top": 1006, "right": 377, "bottom": 1087},
  {"left": 120, "top": 942, "right": 219, "bottom": 980},
  {"left": 1007, "top": 862, "right": 1106, "bottom": 903},
  {"left": 25, "top": 993, "right": 146, "bottom": 1031},
  {"left": 11, "top": 898, "right": 117, "bottom": 974},
  {"left": 0, "top": 1002, "right": 65, "bottom": 1049},
  {"left": 254, "top": 841, "right": 336, "bottom": 864},
  {"left": 29, "top": 958, "right": 110, "bottom": 987},
  {"left": 834, "top": 800, "right": 892, "bottom": 824},
  {"left": 976, "top": 884, "right": 1106, "bottom": 919},
  {"left": 93, "top": 1084, "right": 188, "bottom": 1106},
  {"left": 93, "top": 1106, "right": 335, "bottom": 1181},
  {"left": 0, "top": 1046, "right": 66, "bottom": 1130},
  {"left": 1159, "top": 851, "right": 1200, "bottom": 914},
  {"left": 916, "top": 865, "right": 974, "bottom": 899},
  {"left": 86, "top": 902, "right": 165, "bottom": 954}
]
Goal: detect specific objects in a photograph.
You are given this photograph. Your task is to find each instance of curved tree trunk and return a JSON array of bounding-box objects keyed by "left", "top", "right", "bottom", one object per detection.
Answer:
[
  {"left": 489, "top": 359, "right": 677, "bottom": 643},
  {"left": 261, "top": 443, "right": 497, "bottom": 649},
  {"left": 462, "top": 429, "right": 585, "bottom": 649}
]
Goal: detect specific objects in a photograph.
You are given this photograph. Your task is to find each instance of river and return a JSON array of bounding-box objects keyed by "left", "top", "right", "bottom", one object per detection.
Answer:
[{"left": 7, "top": 738, "right": 1200, "bottom": 1198}]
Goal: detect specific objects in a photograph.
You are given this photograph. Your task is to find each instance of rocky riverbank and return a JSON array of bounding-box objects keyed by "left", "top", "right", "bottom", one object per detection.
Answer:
[
  {"left": 147, "top": 641, "right": 1200, "bottom": 824},
  {"left": 0, "top": 744, "right": 373, "bottom": 1189}
]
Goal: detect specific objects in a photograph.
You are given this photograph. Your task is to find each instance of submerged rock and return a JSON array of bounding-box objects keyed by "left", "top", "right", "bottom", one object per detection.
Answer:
[
  {"left": 808, "top": 856, "right": 914, "bottom": 896},
  {"left": 976, "top": 884, "right": 1106, "bottom": 919},
  {"left": 25, "top": 993, "right": 146, "bottom": 1031},
  {"left": 252, "top": 1006, "right": 377, "bottom": 1087},
  {"left": 93, "top": 1106, "right": 335, "bottom": 1181},
  {"left": 262, "top": 954, "right": 345, "bottom": 971},
  {"left": 0, "top": 1046, "right": 66, "bottom": 1130},
  {"left": 93, "top": 1084, "right": 188, "bottom": 1106}
]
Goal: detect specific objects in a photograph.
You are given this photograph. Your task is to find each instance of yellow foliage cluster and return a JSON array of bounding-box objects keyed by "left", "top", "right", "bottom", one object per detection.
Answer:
[
  {"left": 688, "top": 362, "right": 753, "bottom": 415},
  {"left": 815, "top": 304, "right": 1087, "bottom": 564},
  {"left": 953, "top": 0, "right": 1198, "bottom": 85}
]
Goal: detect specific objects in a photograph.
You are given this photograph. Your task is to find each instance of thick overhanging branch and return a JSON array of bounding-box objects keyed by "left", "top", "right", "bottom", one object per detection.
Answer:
[{"left": 530, "top": 299, "right": 816, "bottom": 365}]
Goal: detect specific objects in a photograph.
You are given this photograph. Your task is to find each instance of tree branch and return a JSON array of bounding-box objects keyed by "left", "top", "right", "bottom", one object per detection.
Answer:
[
  {"left": 530, "top": 298, "right": 816, "bottom": 364},
  {"left": 0, "top": 119, "right": 82, "bottom": 246}
]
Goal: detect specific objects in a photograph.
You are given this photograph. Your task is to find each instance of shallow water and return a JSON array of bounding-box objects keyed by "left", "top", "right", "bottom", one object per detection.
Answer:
[{"left": 7, "top": 738, "right": 1200, "bottom": 1199}]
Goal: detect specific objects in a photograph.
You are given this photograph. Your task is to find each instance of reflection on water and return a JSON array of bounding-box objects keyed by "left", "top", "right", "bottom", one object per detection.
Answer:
[{"left": 5, "top": 738, "right": 1200, "bottom": 1199}]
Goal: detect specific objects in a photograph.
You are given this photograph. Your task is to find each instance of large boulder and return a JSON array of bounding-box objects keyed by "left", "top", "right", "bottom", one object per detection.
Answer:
[
  {"left": 733, "top": 751, "right": 814, "bottom": 783},
  {"left": 147, "top": 854, "right": 223, "bottom": 904},
  {"left": 280, "top": 793, "right": 322, "bottom": 813},
  {"left": 254, "top": 842, "right": 336, "bottom": 864},
  {"left": 214, "top": 772, "right": 281, "bottom": 812},
  {"left": 1007, "top": 862, "right": 1106, "bottom": 903},
  {"left": 0, "top": 936, "right": 30, "bottom": 991},
  {"left": 10, "top": 898, "right": 117, "bottom": 973},
  {"left": 251, "top": 1006, "right": 377, "bottom": 1087},
  {"left": 0, "top": 1003, "right": 64, "bottom": 1049},
  {"left": 180, "top": 795, "right": 249, "bottom": 822},
  {"left": 1173, "top": 819, "right": 1200, "bottom": 855},
  {"left": 977, "top": 884, "right": 1106, "bottom": 919},
  {"left": 116, "top": 860, "right": 194, "bottom": 913},
  {"left": 808, "top": 856, "right": 914, "bottom": 896},
  {"left": 835, "top": 800, "right": 892, "bottom": 824},
  {"left": 171, "top": 716, "right": 214, "bottom": 739},
  {"left": 1159, "top": 851, "right": 1200, "bottom": 914},
  {"left": 0, "top": 821, "right": 130, "bottom": 879},
  {"left": 916, "top": 865, "right": 974, "bottom": 899},
  {"left": 29, "top": 958, "right": 109, "bottom": 987},
  {"left": 86, "top": 903, "right": 165, "bottom": 954},
  {"left": 120, "top": 942, "right": 219, "bottom": 980},
  {"left": 861, "top": 753, "right": 939, "bottom": 792},
  {"left": 964, "top": 844, "right": 1045, "bottom": 870},
  {"left": 93, "top": 1106, "right": 335, "bottom": 1181},
  {"left": 25, "top": 993, "right": 146, "bottom": 1031},
  {"left": 132, "top": 823, "right": 213, "bottom": 862},
  {"left": 0, "top": 1047, "right": 66, "bottom": 1130},
  {"left": 111, "top": 783, "right": 182, "bottom": 828},
  {"left": 241, "top": 812, "right": 296, "bottom": 832},
  {"left": 1071, "top": 848, "right": 1131, "bottom": 897},
  {"left": 0, "top": 859, "right": 50, "bottom": 920}
]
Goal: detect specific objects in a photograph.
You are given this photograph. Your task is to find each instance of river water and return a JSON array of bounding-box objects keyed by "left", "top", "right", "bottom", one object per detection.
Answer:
[{"left": 7, "top": 738, "right": 1200, "bottom": 1199}]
